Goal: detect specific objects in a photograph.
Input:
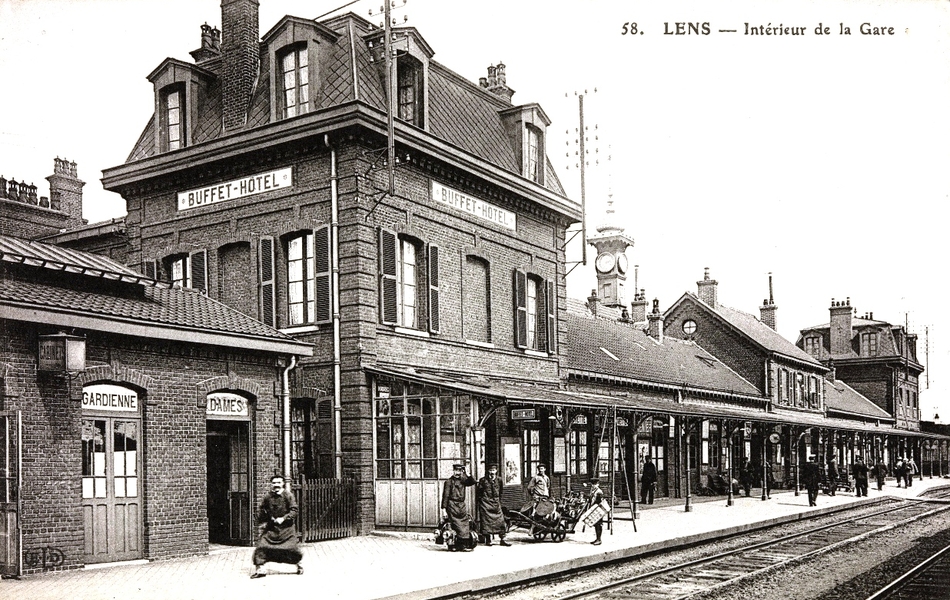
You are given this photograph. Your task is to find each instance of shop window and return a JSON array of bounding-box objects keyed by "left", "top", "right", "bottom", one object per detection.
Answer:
[
  {"left": 568, "top": 428, "right": 588, "bottom": 475},
  {"left": 279, "top": 44, "right": 309, "bottom": 119},
  {"left": 709, "top": 422, "right": 720, "bottom": 470},
  {"left": 687, "top": 429, "right": 699, "bottom": 468},
  {"left": 291, "top": 398, "right": 334, "bottom": 480},
  {"left": 523, "top": 428, "right": 542, "bottom": 478},
  {"left": 396, "top": 56, "right": 424, "bottom": 127},
  {"left": 463, "top": 256, "right": 491, "bottom": 343},
  {"left": 861, "top": 332, "right": 879, "bottom": 356},
  {"left": 651, "top": 423, "right": 666, "bottom": 471},
  {"left": 163, "top": 249, "right": 207, "bottom": 293},
  {"left": 160, "top": 84, "right": 185, "bottom": 152},
  {"left": 513, "top": 270, "right": 555, "bottom": 353},
  {"left": 526, "top": 125, "right": 543, "bottom": 184},
  {"left": 379, "top": 229, "right": 439, "bottom": 333},
  {"left": 285, "top": 228, "right": 331, "bottom": 326},
  {"left": 374, "top": 384, "right": 470, "bottom": 479}
]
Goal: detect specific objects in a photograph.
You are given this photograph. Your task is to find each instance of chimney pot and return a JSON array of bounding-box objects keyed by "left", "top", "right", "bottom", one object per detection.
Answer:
[{"left": 647, "top": 298, "right": 664, "bottom": 342}]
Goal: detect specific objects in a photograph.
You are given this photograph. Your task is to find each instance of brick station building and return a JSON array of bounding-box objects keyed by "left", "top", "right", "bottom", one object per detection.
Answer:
[
  {"left": 100, "top": 0, "right": 579, "bottom": 533},
  {"left": 0, "top": 234, "right": 310, "bottom": 574}
]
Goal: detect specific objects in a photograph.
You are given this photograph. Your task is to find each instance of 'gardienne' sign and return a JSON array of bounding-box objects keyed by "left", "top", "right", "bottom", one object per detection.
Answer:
[
  {"left": 177, "top": 167, "right": 293, "bottom": 211},
  {"left": 82, "top": 384, "right": 139, "bottom": 412},
  {"left": 431, "top": 181, "right": 516, "bottom": 230}
]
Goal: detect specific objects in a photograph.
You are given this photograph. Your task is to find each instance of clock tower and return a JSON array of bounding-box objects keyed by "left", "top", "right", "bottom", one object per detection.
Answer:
[{"left": 588, "top": 194, "right": 634, "bottom": 308}]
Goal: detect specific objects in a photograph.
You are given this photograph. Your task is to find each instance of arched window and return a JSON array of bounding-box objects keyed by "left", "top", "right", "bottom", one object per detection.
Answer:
[{"left": 463, "top": 256, "right": 491, "bottom": 343}]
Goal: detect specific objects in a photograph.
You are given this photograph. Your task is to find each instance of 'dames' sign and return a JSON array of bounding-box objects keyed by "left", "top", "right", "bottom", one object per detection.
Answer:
[{"left": 178, "top": 168, "right": 293, "bottom": 211}]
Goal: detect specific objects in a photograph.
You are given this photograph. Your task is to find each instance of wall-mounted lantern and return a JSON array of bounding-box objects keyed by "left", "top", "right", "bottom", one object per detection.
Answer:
[{"left": 38, "top": 333, "right": 86, "bottom": 373}]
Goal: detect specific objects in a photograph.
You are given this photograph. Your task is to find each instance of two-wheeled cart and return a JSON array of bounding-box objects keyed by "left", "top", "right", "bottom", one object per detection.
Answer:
[{"left": 503, "top": 491, "right": 586, "bottom": 542}]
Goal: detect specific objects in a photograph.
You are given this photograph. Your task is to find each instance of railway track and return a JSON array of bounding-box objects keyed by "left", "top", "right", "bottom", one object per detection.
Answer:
[
  {"left": 546, "top": 490, "right": 950, "bottom": 600},
  {"left": 863, "top": 541, "right": 950, "bottom": 600}
]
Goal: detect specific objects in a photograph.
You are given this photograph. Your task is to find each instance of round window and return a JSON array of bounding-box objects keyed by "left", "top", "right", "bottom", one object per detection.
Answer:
[{"left": 683, "top": 319, "right": 697, "bottom": 335}]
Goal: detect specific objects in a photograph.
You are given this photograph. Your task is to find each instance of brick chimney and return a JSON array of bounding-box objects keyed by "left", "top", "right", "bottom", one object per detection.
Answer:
[
  {"left": 647, "top": 298, "right": 664, "bottom": 342},
  {"left": 829, "top": 297, "right": 853, "bottom": 355},
  {"left": 587, "top": 289, "right": 600, "bottom": 317},
  {"left": 479, "top": 63, "right": 514, "bottom": 102},
  {"left": 221, "top": 0, "right": 260, "bottom": 131},
  {"left": 759, "top": 272, "right": 777, "bottom": 330},
  {"left": 630, "top": 289, "right": 648, "bottom": 323},
  {"left": 696, "top": 267, "right": 718, "bottom": 308},
  {"left": 46, "top": 157, "right": 85, "bottom": 228},
  {"left": 190, "top": 22, "right": 222, "bottom": 64}
]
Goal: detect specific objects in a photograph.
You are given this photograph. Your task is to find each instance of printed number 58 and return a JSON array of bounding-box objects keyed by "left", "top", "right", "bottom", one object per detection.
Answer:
[{"left": 622, "top": 22, "right": 639, "bottom": 35}]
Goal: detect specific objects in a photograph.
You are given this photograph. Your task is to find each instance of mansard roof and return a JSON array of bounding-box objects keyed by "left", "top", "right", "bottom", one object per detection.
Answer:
[
  {"left": 824, "top": 377, "right": 893, "bottom": 421},
  {"left": 119, "top": 13, "right": 567, "bottom": 201}
]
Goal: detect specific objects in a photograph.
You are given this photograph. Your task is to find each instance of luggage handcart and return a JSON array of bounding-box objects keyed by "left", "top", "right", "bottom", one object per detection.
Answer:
[{"left": 503, "top": 491, "right": 586, "bottom": 542}]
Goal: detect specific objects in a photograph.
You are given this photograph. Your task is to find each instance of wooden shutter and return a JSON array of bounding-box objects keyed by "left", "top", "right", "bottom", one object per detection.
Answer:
[
  {"left": 142, "top": 259, "right": 158, "bottom": 280},
  {"left": 189, "top": 249, "right": 207, "bottom": 294},
  {"left": 314, "top": 225, "right": 332, "bottom": 324},
  {"left": 513, "top": 269, "right": 527, "bottom": 349},
  {"left": 379, "top": 228, "right": 397, "bottom": 325},
  {"left": 259, "top": 237, "right": 276, "bottom": 327},
  {"left": 545, "top": 278, "right": 557, "bottom": 353},
  {"left": 427, "top": 243, "right": 440, "bottom": 334}
]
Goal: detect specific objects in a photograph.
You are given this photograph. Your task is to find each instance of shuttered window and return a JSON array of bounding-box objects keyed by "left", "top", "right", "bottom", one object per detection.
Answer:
[
  {"left": 379, "top": 229, "right": 435, "bottom": 332},
  {"left": 189, "top": 249, "right": 207, "bottom": 294},
  {"left": 513, "top": 269, "right": 527, "bottom": 349},
  {"left": 513, "top": 270, "right": 555, "bottom": 352},
  {"left": 286, "top": 227, "right": 331, "bottom": 326},
  {"left": 427, "top": 244, "right": 440, "bottom": 334},
  {"left": 259, "top": 237, "right": 276, "bottom": 328},
  {"left": 379, "top": 229, "right": 398, "bottom": 326}
]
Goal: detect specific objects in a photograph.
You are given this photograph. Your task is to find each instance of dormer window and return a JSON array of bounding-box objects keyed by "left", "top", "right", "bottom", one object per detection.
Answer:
[
  {"left": 160, "top": 85, "right": 185, "bottom": 151},
  {"left": 280, "top": 45, "right": 310, "bottom": 119},
  {"left": 396, "top": 57, "right": 424, "bottom": 127},
  {"left": 526, "top": 125, "right": 543, "bottom": 183},
  {"left": 860, "top": 331, "right": 879, "bottom": 356},
  {"left": 804, "top": 336, "right": 821, "bottom": 355}
]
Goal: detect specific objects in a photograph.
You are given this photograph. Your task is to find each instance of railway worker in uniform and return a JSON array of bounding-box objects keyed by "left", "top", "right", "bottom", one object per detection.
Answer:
[
  {"left": 871, "top": 458, "right": 887, "bottom": 491},
  {"left": 476, "top": 464, "right": 510, "bottom": 546},
  {"left": 640, "top": 455, "right": 658, "bottom": 505},
  {"left": 251, "top": 474, "right": 303, "bottom": 578},
  {"left": 894, "top": 458, "right": 905, "bottom": 488},
  {"left": 802, "top": 455, "right": 821, "bottom": 507},
  {"left": 852, "top": 457, "right": 869, "bottom": 497},
  {"left": 521, "top": 464, "right": 551, "bottom": 515},
  {"left": 442, "top": 463, "right": 477, "bottom": 552},
  {"left": 739, "top": 458, "right": 755, "bottom": 497},
  {"left": 587, "top": 477, "right": 605, "bottom": 546},
  {"left": 826, "top": 456, "right": 839, "bottom": 496}
]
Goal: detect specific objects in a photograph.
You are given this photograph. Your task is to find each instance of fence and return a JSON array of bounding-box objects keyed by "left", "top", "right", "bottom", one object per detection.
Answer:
[{"left": 295, "top": 477, "right": 358, "bottom": 542}]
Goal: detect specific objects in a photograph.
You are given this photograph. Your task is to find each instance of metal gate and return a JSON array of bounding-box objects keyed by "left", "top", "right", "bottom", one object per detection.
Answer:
[{"left": 0, "top": 411, "right": 22, "bottom": 578}]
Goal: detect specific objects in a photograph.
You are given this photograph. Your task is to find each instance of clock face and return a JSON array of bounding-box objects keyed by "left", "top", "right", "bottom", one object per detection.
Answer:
[
  {"left": 595, "top": 253, "right": 616, "bottom": 273},
  {"left": 616, "top": 254, "right": 628, "bottom": 274}
]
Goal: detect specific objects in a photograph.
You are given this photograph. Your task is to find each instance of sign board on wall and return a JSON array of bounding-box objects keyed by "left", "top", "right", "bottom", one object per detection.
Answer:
[
  {"left": 431, "top": 181, "right": 516, "bottom": 230},
  {"left": 511, "top": 408, "right": 536, "bottom": 420},
  {"left": 82, "top": 384, "right": 139, "bottom": 412},
  {"left": 177, "top": 167, "right": 293, "bottom": 211},
  {"left": 206, "top": 392, "right": 250, "bottom": 419}
]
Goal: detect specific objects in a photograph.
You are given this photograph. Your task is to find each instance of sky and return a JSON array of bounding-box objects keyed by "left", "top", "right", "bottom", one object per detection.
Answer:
[{"left": 1, "top": 0, "right": 948, "bottom": 418}]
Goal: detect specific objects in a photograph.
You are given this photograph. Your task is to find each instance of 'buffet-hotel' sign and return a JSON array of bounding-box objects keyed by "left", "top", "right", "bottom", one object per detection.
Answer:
[{"left": 178, "top": 167, "right": 293, "bottom": 211}]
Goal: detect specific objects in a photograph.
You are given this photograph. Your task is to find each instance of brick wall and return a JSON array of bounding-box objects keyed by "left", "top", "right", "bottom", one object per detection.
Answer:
[{"left": 2, "top": 321, "right": 281, "bottom": 571}]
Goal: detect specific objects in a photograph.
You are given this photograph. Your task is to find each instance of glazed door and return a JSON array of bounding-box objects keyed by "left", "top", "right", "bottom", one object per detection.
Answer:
[
  {"left": 0, "top": 411, "right": 21, "bottom": 577},
  {"left": 81, "top": 418, "right": 142, "bottom": 563}
]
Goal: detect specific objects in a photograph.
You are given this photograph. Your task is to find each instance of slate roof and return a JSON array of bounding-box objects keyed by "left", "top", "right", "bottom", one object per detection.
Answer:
[
  {"left": 798, "top": 318, "right": 919, "bottom": 365},
  {"left": 824, "top": 378, "right": 893, "bottom": 421},
  {"left": 0, "top": 234, "right": 309, "bottom": 354},
  {"left": 676, "top": 292, "right": 823, "bottom": 368},
  {"left": 563, "top": 308, "right": 762, "bottom": 398},
  {"left": 125, "top": 13, "right": 566, "bottom": 197}
]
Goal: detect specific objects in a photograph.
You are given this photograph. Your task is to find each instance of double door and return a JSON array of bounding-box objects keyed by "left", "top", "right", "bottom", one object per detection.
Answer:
[{"left": 81, "top": 416, "right": 142, "bottom": 563}]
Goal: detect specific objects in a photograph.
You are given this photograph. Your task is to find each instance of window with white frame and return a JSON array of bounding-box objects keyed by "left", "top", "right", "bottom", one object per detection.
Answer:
[
  {"left": 279, "top": 45, "right": 309, "bottom": 119},
  {"left": 160, "top": 85, "right": 185, "bottom": 152},
  {"left": 284, "top": 228, "right": 331, "bottom": 326},
  {"left": 379, "top": 230, "right": 439, "bottom": 333},
  {"left": 526, "top": 125, "right": 543, "bottom": 183},
  {"left": 569, "top": 427, "right": 588, "bottom": 475},
  {"left": 861, "top": 331, "right": 879, "bottom": 356},
  {"left": 513, "top": 270, "right": 555, "bottom": 352},
  {"left": 804, "top": 336, "right": 821, "bottom": 355}
]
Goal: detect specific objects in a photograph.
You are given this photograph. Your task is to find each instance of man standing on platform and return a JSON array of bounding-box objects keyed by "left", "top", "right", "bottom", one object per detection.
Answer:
[
  {"left": 826, "top": 456, "right": 839, "bottom": 496},
  {"left": 251, "top": 474, "right": 303, "bottom": 578},
  {"left": 802, "top": 455, "right": 821, "bottom": 507},
  {"left": 739, "top": 458, "right": 755, "bottom": 497},
  {"left": 441, "top": 463, "right": 476, "bottom": 551},
  {"left": 476, "top": 464, "right": 510, "bottom": 546},
  {"left": 640, "top": 455, "right": 658, "bottom": 505},
  {"left": 904, "top": 456, "right": 917, "bottom": 488},
  {"left": 852, "top": 457, "right": 869, "bottom": 497},
  {"left": 871, "top": 457, "right": 887, "bottom": 491}
]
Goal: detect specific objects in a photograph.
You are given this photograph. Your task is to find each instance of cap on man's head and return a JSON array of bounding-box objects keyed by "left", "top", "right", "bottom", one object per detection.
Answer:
[
  {"left": 452, "top": 463, "right": 465, "bottom": 470},
  {"left": 487, "top": 463, "right": 498, "bottom": 470},
  {"left": 590, "top": 477, "right": 600, "bottom": 484}
]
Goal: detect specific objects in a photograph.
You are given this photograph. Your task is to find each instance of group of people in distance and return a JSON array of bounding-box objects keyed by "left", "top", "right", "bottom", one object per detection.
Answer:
[{"left": 800, "top": 455, "right": 916, "bottom": 507}]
